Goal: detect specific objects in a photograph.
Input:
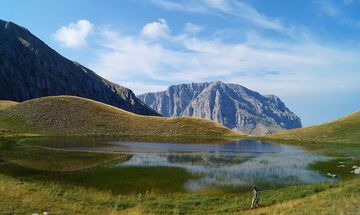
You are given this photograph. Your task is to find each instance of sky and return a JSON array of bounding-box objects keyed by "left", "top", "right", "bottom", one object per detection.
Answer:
[{"left": 1, "top": 0, "right": 360, "bottom": 126}]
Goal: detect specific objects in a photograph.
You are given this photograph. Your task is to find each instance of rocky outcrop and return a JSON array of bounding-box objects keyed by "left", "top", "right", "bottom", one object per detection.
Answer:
[
  {"left": 139, "top": 81, "right": 302, "bottom": 135},
  {"left": 0, "top": 19, "right": 159, "bottom": 116}
]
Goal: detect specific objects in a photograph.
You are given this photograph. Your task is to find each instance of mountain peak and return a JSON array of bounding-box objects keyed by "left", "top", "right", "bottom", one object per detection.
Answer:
[
  {"left": 139, "top": 82, "right": 302, "bottom": 135},
  {"left": 210, "top": 80, "right": 224, "bottom": 85}
]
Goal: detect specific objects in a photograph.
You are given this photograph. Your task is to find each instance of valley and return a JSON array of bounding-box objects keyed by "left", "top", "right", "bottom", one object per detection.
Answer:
[{"left": 0, "top": 15, "right": 359, "bottom": 215}]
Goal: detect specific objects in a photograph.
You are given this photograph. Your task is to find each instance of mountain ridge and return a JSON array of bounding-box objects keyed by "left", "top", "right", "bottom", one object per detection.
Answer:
[
  {"left": 139, "top": 81, "right": 302, "bottom": 135},
  {"left": 0, "top": 19, "right": 159, "bottom": 116}
]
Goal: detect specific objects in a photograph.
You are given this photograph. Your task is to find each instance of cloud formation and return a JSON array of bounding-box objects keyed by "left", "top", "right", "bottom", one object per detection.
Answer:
[
  {"left": 89, "top": 19, "right": 360, "bottom": 97},
  {"left": 151, "top": 0, "right": 287, "bottom": 33},
  {"left": 141, "top": 18, "right": 170, "bottom": 39},
  {"left": 53, "top": 19, "right": 94, "bottom": 48},
  {"left": 184, "top": 22, "right": 203, "bottom": 34}
]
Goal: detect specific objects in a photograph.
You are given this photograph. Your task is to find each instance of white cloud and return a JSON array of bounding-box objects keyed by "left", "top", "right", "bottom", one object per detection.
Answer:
[
  {"left": 89, "top": 22, "right": 360, "bottom": 96},
  {"left": 184, "top": 23, "right": 203, "bottom": 34},
  {"left": 201, "top": 0, "right": 230, "bottom": 11},
  {"left": 150, "top": 0, "right": 207, "bottom": 13},
  {"left": 315, "top": 1, "right": 360, "bottom": 28},
  {"left": 150, "top": 0, "right": 287, "bottom": 33},
  {"left": 141, "top": 18, "right": 170, "bottom": 39},
  {"left": 53, "top": 19, "right": 94, "bottom": 48}
]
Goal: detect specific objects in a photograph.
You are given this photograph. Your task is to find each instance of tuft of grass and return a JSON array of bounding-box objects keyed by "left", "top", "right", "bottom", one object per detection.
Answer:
[{"left": 0, "top": 96, "right": 241, "bottom": 138}]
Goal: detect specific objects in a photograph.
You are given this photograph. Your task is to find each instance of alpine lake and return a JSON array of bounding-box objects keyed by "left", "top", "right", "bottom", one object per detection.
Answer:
[{"left": 0, "top": 136, "right": 348, "bottom": 195}]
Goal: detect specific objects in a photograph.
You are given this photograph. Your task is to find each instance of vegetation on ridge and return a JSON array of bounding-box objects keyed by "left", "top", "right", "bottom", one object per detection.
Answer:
[
  {"left": 0, "top": 96, "right": 239, "bottom": 137},
  {"left": 268, "top": 110, "right": 360, "bottom": 144}
]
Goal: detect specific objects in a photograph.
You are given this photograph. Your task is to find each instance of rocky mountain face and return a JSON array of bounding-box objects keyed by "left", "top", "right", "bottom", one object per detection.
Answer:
[
  {"left": 0, "top": 19, "right": 159, "bottom": 116},
  {"left": 139, "top": 81, "right": 302, "bottom": 135}
]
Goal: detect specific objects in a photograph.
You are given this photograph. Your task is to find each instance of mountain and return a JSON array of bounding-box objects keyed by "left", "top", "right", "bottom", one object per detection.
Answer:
[
  {"left": 0, "top": 96, "right": 237, "bottom": 137},
  {"left": 138, "top": 81, "right": 302, "bottom": 135},
  {"left": 270, "top": 110, "right": 360, "bottom": 144},
  {"left": 0, "top": 19, "right": 158, "bottom": 116}
]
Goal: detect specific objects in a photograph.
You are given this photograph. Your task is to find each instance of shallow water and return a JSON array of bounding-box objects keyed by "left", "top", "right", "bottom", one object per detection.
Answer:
[
  {"left": 23, "top": 138, "right": 335, "bottom": 192},
  {"left": 74, "top": 139, "right": 300, "bottom": 154}
]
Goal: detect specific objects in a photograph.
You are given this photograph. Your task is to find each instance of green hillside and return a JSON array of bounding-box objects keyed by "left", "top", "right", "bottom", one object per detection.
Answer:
[
  {"left": 269, "top": 110, "right": 360, "bottom": 144},
  {"left": 0, "top": 96, "right": 238, "bottom": 137}
]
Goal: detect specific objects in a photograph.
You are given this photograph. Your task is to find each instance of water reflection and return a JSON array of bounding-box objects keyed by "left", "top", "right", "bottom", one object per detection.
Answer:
[
  {"left": 23, "top": 138, "right": 334, "bottom": 192},
  {"left": 71, "top": 139, "right": 301, "bottom": 154},
  {"left": 111, "top": 140, "right": 333, "bottom": 192}
]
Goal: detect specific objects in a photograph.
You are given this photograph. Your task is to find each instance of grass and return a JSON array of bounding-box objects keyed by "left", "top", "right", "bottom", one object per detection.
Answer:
[
  {"left": 0, "top": 162, "right": 196, "bottom": 195},
  {"left": 41, "top": 166, "right": 196, "bottom": 195},
  {"left": 244, "top": 178, "right": 360, "bottom": 215},
  {"left": 310, "top": 158, "right": 360, "bottom": 179},
  {"left": 0, "top": 100, "right": 18, "bottom": 110},
  {"left": 0, "top": 173, "right": 136, "bottom": 214},
  {"left": 1, "top": 169, "right": 357, "bottom": 214},
  {"left": 267, "top": 110, "right": 360, "bottom": 144},
  {"left": 0, "top": 96, "right": 240, "bottom": 138},
  {"left": 0, "top": 115, "right": 41, "bottom": 137}
]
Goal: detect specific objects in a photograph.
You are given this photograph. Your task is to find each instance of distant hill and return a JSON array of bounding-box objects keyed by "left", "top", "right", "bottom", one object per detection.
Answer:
[
  {"left": 0, "top": 19, "right": 158, "bottom": 116},
  {"left": 0, "top": 96, "right": 238, "bottom": 137},
  {"left": 270, "top": 110, "right": 360, "bottom": 144},
  {"left": 139, "top": 81, "right": 301, "bottom": 135}
]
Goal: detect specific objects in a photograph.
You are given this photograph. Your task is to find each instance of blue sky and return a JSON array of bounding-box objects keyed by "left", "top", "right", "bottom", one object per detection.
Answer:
[{"left": 1, "top": 0, "right": 360, "bottom": 126}]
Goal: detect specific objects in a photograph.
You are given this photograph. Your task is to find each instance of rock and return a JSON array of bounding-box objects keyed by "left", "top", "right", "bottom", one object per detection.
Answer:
[
  {"left": 355, "top": 168, "right": 360, "bottom": 175},
  {"left": 138, "top": 81, "right": 302, "bottom": 135},
  {"left": 326, "top": 173, "right": 337, "bottom": 178},
  {"left": 352, "top": 166, "right": 358, "bottom": 169},
  {"left": 0, "top": 19, "right": 159, "bottom": 116},
  {"left": 337, "top": 165, "right": 345, "bottom": 167}
]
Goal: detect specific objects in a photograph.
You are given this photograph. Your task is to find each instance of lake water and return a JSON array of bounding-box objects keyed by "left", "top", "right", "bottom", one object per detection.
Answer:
[{"left": 27, "top": 138, "right": 334, "bottom": 192}]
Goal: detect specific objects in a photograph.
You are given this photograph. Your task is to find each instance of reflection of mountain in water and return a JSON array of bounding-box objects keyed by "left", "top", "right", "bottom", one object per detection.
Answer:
[
  {"left": 167, "top": 153, "right": 255, "bottom": 167},
  {"left": 119, "top": 152, "right": 334, "bottom": 192}
]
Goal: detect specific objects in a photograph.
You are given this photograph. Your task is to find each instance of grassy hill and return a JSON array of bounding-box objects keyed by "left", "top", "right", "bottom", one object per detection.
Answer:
[
  {"left": 0, "top": 100, "right": 18, "bottom": 110},
  {"left": 0, "top": 96, "right": 238, "bottom": 137},
  {"left": 269, "top": 110, "right": 360, "bottom": 144}
]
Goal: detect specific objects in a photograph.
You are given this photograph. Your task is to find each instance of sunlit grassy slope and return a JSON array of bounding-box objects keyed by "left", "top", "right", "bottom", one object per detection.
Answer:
[
  {"left": 269, "top": 110, "right": 360, "bottom": 144},
  {"left": 0, "top": 169, "right": 358, "bottom": 214},
  {"left": 245, "top": 179, "right": 360, "bottom": 215},
  {"left": 0, "top": 100, "right": 38, "bottom": 137},
  {"left": 0, "top": 96, "right": 238, "bottom": 137},
  {"left": 0, "top": 100, "right": 18, "bottom": 110}
]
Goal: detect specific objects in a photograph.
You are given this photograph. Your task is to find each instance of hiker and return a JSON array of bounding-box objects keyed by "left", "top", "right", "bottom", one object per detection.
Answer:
[{"left": 251, "top": 186, "right": 260, "bottom": 209}]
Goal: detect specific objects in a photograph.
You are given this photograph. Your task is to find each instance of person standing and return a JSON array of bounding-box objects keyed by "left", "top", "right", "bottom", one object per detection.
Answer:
[{"left": 251, "top": 186, "right": 260, "bottom": 209}]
